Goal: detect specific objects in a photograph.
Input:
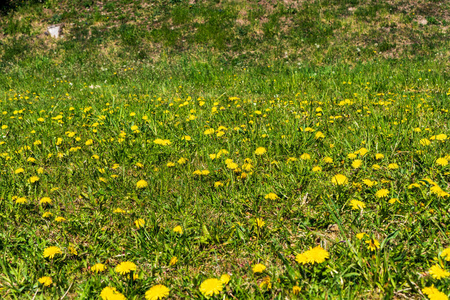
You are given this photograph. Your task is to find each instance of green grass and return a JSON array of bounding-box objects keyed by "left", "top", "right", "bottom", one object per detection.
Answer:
[
  {"left": 1, "top": 0, "right": 449, "bottom": 66},
  {"left": 1, "top": 0, "right": 450, "bottom": 299}
]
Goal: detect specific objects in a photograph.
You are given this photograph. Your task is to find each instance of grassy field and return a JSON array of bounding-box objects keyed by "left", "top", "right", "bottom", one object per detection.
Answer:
[{"left": 1, "top": 0, "right": 450, "bottom": 299}]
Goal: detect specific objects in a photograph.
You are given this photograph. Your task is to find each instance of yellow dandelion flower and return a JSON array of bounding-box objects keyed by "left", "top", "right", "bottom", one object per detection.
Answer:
[
  {"left": 40, "top": 197, "right": 52, "bottom": 205},
  {"left": 362, "top": 179, "right": 377, "bottom": 187},
  {"left": 366, "top": 238, "right": 380, "bottom": 251},
  {"left": 422, "top": 285, "right": 448, "bottom": 300},
  {"left": 312, "top": 166, "right": 322, "bottom": 172},
  {"left": 256, "top": 218, "right": 265, "bottom": 228},
  {"left": 356, "top": 233, "right": 366, "bottom": 240},
  {"left": 226, "top": 162, "right": 238, "bottom": 170},
  {"left": 169, "top": 257, "right": 178, "bottom": 266},
  {"left": 264, "top": 193, "right": 278, "bottom": 200},
  {"left": 259, "top": 276, "right": 271, "bottom": 289},
  {"left": 356, "top": 148, "right": 368, "bottom": 156},
  {"left": 54, "top": 216, "right": 66, "bottom": 222},
  {"left": 136, "top": 180, "right": 148, "bottom": 189},
  {"left": 28, "top": 176, "right": 39, "bottom": 183},
  {"left": 422, "top": 285, "right": 439, "bottom": 296},
  {"left": 429, "top": 264, "right": 450, "bottom": 280},
  {"left": 242, "top": 163, "right": 253, "bottom": 171},
  {"left": 134, "top": 218, "right": 145, "bottom": 229},
  {"left": 220, "top": 274, "right": 231, "bottom": 284},
  {"left": 315, "top": 131, "right": 325, "bottom": 139},
  {"left": 252, "top": 263, "right": 266, "bottom": 274},
  {"left": 42, "top": 211, "right": 53, "bottom": 218},
  {"left": 293, "top": 285, "right": 301, "bottom": 295},
  {"left": 100, "top": 287, "right": 126, "bottom": 300},
  {"left": 287, "top": 157, "right": 298, "bottom": 163},
  {"left": 145, "top": 284, "right": 170, "bottom": 300},
  {"left": 375, "top": 153, "right": 384, "bottom": 160},
  {"left": 300, "top": 153, "right": 311, "bottom": 160},
  {"left": 350, "top": 199, "right": 366, "bottom": 210},
  {"left": 65, "top": 131, "right": 76, "bottom": 137},
  {"left": 204, "top": 128, "right": 215, "bottom": 135},
  {"left": 199, "top": 278, "right": 223, "bottom": 297},
  {"left": 91, "top": 263, "right": 107, "bottom": 273},
  {"left": 441, "top": 248, "right": 450, "bottom": 261},
  {"left": 420, "top": 138, "right": 431, "bottom": 146},
  {"left": 323, "top": 157, "right": 333, "bottom": 163},
  {"left": 347, "top": 153, "right": 357, "bottom": 159},
  {"left": 307, "top": 246, "right": 329, "bottom": 263},
  {"left": 154, "top": 139, "right": 171, "bottom": 145},
  {"left": 14, "top": 168, "right": 24, "bottom": 174},
  {"left": 173, "top": 226, "right": 183, "bottom": 234},
  {"left": 436, "top": 157, "right": 448, "bottom": 166},
  {"left": 115, "top": 261, "right": 137, "bottom": 275},
  {"left": 43, "top": 246, "right": 62, "bottom": 259},
  {"left": 434, "top": 134, "right": 447, "bottom": 141},
  {"left": 114, "top": 208, "right": 127, "bottom": 214},
  {"left": 15, "top": 197, "right": 27, "bottom": 204},
  {"left": 331, "top": 174, "right": 348, "bottom": 185},
  {"left": 296, "top": 246, "right": 330, "bottom": 264},
  {"left": 430, "top": 185, "right": 449, "bottom": 197},
  {"left": 217, "top": 149, "right": 229, "bottom": 157},
  {"left": 352, "top": 159, "right": 362, "bottom": 169},
  {"left": 255, "top": 147, "right": 267, "bottom": 155},
  {"left": 38, "top": 276, "right": 52, "bottom": 287},
  {"left": 388, "top": 198, "right": 399, "bottom": 204},
  {"left": 408, "top": 183, "right": 421, "bottom": 189},
  {"left": 375, "top": 189, "right": 389, "bottom": 198},
  {"left": 372, "top": 164, "right": 381, "bottom": 170},
  {"left": 388, "top": 163, "right": 399, "bottom": 170}
]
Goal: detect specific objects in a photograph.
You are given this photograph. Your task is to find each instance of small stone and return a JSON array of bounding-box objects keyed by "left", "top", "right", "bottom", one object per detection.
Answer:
[
  {"left": 47, "top": 24, "right": 63, "bottom": 38},
  {"left": 417, "top": 18, "right": 428, "bottom": 26},
  {"left": 327, "top": 224, "right": 339, "bottom": 232}
]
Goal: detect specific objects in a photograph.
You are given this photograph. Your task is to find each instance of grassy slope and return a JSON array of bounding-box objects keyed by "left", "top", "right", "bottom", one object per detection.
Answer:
[
  {"left": 0, "top": 1, "right": 450, "bottom": 300},
  {"left": 1, "top": 0, "right": 449, "bottom": 64},
  {"left": 0, "top": 0, "right": 448, "bottom": 97}
]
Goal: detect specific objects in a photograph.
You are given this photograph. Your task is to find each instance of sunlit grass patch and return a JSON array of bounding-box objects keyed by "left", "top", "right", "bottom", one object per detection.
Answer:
[{"left": 0, "top": 1, "right": 450, "bottom": 298}]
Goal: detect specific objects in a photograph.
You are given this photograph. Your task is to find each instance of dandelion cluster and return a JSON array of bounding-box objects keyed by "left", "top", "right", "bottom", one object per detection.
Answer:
[{"left": 2, "top": 62, "right": 450, "bottom": 299}]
